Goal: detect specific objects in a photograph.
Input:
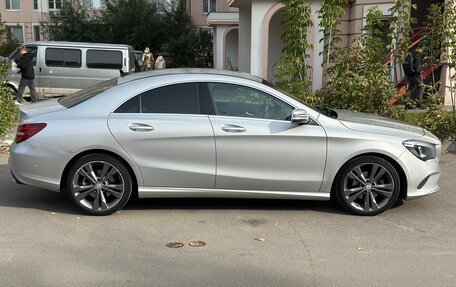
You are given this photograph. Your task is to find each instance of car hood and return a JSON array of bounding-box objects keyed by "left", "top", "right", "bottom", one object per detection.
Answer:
[
  {"left": 19, "top": 99, "right": 66, "bottom": 120},
  {"left": 335, "top": 109, "right": 425, "bottom": 138}
]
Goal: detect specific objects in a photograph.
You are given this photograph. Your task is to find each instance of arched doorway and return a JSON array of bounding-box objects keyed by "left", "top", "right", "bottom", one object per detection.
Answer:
[
  {"left": 267, "top": 8, "right": 285, "bottom": 83},
  {"left": 224, "top": 27, "right": 239, "bottom": 70}
]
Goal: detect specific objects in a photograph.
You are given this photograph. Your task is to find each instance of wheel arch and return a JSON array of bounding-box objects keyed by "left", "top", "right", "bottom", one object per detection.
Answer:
[
  {"left": 7, "top": 83, "right": 18, "bottom": 93},
  {"left": 330, "top": 152, "right": 408, "bottom": 201},
  {"left": 60, "top": 149, "right": 139, "bottom": 198}
]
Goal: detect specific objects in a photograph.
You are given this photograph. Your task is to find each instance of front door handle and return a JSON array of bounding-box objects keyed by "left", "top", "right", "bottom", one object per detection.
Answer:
[
  {"left": 221, "top": 124, "right": 246, "bottom": 133},
  {"left": 129, "top": 123, "right": 154, "bottom": 132}
]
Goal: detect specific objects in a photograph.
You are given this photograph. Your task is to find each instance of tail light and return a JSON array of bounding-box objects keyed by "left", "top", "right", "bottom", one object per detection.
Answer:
[{"left": 15, "top": 123, "right": 47, "bottom": 143}]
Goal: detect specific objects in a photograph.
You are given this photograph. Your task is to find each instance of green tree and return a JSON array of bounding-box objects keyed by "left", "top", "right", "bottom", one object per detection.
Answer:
[
  {"left": 319, "top": 7, "right": 399, "bottom": 117},
  {"left": 44, "top": 0, "right": 100, "bottom": 42},
  {"left": 101, "top": 0, "right": 163, "bottom": 49},
  {"left": 426, "top": 1, "right": 456, "bottom": 139},
  {"left": 0, "top": 15, "right": 18, "bottom": 56},
  {"left": 164, "top": 1, "right": 212, "bottom": 67},
  {"left": 317, "top": 0, "right": 348, "bottom": 67},
  {"left": 388, "top": 0, "right": 416, "bottom": 59},
  {"left": 275, "top": 0, "right": 316, "bottom": 104}
]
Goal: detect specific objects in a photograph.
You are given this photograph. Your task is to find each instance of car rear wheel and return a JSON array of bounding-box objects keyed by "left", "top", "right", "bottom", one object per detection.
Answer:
[
  {"left": 335, "top": 156, "right": 400, "bottom": 216},
  {"left": 67, "top": 154, "right": 132, "bottom": 216}
]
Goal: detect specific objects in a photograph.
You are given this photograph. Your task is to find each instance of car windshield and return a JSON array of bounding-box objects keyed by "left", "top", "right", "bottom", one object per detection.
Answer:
[{"left": 58, "top": 78, "right": 118, "bottom": 108}]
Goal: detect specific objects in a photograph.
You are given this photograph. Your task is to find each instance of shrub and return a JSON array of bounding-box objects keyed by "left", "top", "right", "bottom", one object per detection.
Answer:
[{"left": 0, "top": 63, "right": 18, "bottom": 137}]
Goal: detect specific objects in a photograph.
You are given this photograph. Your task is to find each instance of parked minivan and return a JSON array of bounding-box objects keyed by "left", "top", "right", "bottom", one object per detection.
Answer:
[{"left": 7, "top": 41, "right": 135, "bottom": 99}]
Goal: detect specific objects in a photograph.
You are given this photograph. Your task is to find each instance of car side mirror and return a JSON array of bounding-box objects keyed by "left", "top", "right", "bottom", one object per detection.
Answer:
[{"left": 291, "top": 109, "right": 310, "bottom": 124}]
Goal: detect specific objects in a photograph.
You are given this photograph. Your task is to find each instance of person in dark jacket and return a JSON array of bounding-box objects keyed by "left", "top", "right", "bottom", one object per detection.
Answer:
[
  {"left": 403, "top": 47, "right": 424, "bottom": 109},
  {"left": 15, "top": 45, "right": 38, "bottom": 104}
]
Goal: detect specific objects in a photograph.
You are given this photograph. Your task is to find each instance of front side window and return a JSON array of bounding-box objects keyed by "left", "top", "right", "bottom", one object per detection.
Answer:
[
  {"left": 48, "top": 0, "right": 61, "bottom": 10},
  {"left": 86, "top": 50, "right": 122, "bottom": 69},
  {"left": 115, "top": 83, "right": 199, "bottom": 114},
  {"left": 45, "top": 48, "right": 82, "bottom": 68},
  {"left": 6, "top": 0, "right": 21, "bottom": 10},
  {"left": 207, "top": 83, "right": 293, "bottom": 121}
]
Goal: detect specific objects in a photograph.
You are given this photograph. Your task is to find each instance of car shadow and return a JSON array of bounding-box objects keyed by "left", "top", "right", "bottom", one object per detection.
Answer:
[
  {"left": 125, "top": 197, "right": 345, "bottom": 215},
  {"left": 0, "top": 163, "right": 345, "bottom": 215}
]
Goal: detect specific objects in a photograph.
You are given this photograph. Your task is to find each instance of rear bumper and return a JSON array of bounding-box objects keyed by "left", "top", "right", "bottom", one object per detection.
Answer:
[{"left": 9, "top": 141, "right": 66, "bottom": 192}]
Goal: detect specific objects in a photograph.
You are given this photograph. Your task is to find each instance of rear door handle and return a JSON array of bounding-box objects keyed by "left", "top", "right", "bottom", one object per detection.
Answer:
[
  {"left": 221, "top": 124, "right": 246, "bottom": 133},
  {"left": 129, "top": 123, "right": 154, "bottom": 132}
]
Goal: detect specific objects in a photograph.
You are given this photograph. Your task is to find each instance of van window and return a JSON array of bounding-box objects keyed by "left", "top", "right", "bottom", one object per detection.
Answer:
[
  {"left": 86, "top": 50, "right": 122, "bottom": 69},
  {"left": 45, "top": 48, "right": 82, "bottom": 68}
]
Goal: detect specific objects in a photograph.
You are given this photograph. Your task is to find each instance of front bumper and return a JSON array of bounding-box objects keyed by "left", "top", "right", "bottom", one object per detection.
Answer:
[{"left": 398, "top": 149, "right": 441, "bottom": 200}]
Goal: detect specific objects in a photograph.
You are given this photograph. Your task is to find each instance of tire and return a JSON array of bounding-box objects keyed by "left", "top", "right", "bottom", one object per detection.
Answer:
[
  {"left": 335, "top": 156, "right": 400, "bottom": 216},
  {"left": 66, "top": 154, "right": 133, "bottom": 216}
]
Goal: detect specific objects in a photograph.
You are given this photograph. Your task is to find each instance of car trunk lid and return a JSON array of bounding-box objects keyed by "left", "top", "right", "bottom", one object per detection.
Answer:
[{"left": 19, "top": 99, "right": 66, "bottom": 121}]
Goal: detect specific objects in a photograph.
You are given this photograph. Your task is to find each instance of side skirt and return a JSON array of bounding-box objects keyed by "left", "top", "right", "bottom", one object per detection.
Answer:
[{"left": 138, "top": 187, "right": 330, "bottom": 201}]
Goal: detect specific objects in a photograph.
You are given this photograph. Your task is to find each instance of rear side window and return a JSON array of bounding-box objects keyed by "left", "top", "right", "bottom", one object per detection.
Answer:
[
  {"left": 114, "top": 83, "right": 199, "bottom": 114},
  {"left": 87, "top": 49, "right": 122, "bottom": 69},
  {"left": 45, "top": 48, "right": 82, "bottom": 68}
]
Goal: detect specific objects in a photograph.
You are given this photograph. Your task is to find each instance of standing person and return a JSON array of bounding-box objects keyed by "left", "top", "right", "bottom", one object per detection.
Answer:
[
  {"left": 142, "top": 47, "right": 154, "bottom": 71},
  {"left": 403, "top": 47, "right": 424, "bottom": 109},
  {"left": 155, "top": 55, "right": 166, "bottom": 70},
  {"left": 15, "top": 45, "right": 38, "bottom": 104}
]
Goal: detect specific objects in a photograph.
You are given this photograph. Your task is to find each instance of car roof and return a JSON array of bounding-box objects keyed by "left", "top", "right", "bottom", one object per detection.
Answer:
[{"left": 117, "top": 68, "right": 264, "bottom": 85}]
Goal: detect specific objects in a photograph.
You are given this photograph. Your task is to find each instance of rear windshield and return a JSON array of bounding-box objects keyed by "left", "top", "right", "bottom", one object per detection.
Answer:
[{"left": 58, "top": 78, "right": 118, "bottom": 108}]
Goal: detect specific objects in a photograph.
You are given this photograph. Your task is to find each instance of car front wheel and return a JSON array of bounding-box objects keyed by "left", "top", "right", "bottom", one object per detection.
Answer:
[
  {"left": 66, "top": 154, "right": 133, "bottom": 216},
  {"left": 335, "top": 156, "right": 400, "bottom": 216}
]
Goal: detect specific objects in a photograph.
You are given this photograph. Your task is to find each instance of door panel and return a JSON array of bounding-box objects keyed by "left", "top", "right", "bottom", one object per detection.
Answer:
[
  {"left": 209, "top": 116, "right": 327, "bottom": 192},
  {"left": 108, "top": 114, "right": 216, "bottom": 188}
]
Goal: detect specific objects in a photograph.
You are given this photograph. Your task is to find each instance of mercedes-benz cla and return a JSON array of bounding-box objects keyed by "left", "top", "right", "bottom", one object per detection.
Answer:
[{"left": 9, "top": 69, "right": 441, "bottom": 216}]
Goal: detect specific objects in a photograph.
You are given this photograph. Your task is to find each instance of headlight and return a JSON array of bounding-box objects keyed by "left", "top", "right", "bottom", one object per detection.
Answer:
[{"left": 403, "top": 140, "right": 437, "bottom": 161}]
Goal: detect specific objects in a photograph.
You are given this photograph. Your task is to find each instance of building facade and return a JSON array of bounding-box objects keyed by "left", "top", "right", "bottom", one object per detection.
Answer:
[
  {"left": 208, "top": 0, "right": 452, "bottom": 106},
  {"left": 1, "top": 0, "right": 453, "bottom": 105}
]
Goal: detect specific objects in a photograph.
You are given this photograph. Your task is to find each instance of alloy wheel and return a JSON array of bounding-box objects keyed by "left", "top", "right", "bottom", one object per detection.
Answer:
[
  {"left": 71, "top": 161, "right": 125, "bottom": 212},
  {"left": 343, "top": 162, "right": 395, "bottom": 212}
]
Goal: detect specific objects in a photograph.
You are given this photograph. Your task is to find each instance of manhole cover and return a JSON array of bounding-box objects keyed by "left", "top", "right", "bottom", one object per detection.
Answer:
[
  {"left": 189, "top": 241, "right": 206, "bottom": 247},
  {"left": 166, "top": 242, "right": 184, "bottom": 248}
]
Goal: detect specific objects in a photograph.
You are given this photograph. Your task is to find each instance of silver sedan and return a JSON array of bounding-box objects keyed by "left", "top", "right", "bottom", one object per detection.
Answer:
[{"left": 9, "top": 69, "right": 441, "bottom": 216}]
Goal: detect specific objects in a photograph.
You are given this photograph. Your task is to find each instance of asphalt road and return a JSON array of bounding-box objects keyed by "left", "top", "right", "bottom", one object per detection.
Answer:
[{"left": 0, "top": 153, "right": 455, "bottom": 287}]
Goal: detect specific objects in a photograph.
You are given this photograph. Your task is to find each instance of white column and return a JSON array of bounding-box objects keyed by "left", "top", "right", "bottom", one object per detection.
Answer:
[
  {"left": 214, "top": 26, "right": 230, "bottom": 69},
  {"left": 238, "top": 5, "right": 251, "bottom": 73},
  {"left": 311, "top": 1, "right": 324, "bottom": 91},
  {"left": 250, "top": 0, "right": 276, "bottom": 78}
]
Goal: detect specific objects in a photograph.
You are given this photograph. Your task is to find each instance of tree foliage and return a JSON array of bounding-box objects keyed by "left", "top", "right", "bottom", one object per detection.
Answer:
[
  {"left": 0, "top": 15, "right": 18, "bottom": 56},
  {"left": 275, "top": 0, "right": 315, "bottom": 103},
  {"left": 43, "top": 0, "right": 212, "bottom": 67},
  {"left": 319, "top": 8, "right": 400, "bottom": 118},
  {"left": 45, "top": 1, "right": 101, "bottom": 42},
  {"left": 317, "top": 0, "right": 348, "bottom": 66},
  {"left": 0, "top": 63, "right": 18, "bottom": 137}
]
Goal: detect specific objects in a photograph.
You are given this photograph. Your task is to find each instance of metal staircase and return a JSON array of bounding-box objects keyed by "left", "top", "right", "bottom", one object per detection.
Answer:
[{"left": 386, "top": 27, "right": 439, "bottom": 104}]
